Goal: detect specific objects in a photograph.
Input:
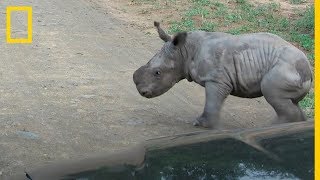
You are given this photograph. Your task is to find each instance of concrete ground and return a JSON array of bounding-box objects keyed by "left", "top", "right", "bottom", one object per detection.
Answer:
[{"left": 0, "top": 0, "right": 274, "bottom": 177}]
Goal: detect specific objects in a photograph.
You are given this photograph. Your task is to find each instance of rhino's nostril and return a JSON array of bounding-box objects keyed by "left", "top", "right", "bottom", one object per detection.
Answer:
[
  {"left": 141, "top": 90, "right": 148, "bottom": 96},
  {"left": 140, "top": 89, "right": 151, "bottom": 97}
]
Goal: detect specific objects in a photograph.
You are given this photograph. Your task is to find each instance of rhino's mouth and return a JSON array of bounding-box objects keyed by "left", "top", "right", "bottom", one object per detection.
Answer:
[
  {"left": 139, "top": 91, "right": 153, "bottom": 98},
  {"left": 137, "top": 87, "right": 167, "bottom": 99},
  {"left": 137, "top": 86, "right": 154, "bottom": 98},
  {"left": 136, "top": 82, "right": 175, "bottom": 99}
]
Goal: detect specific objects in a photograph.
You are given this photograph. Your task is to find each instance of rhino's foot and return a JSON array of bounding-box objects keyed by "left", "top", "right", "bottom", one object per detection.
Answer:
[
  {"left": 271, "top": 109, "right": 307, "bottom": 125},
  {"left": 193, "top": 116, "right": 214, "bottom": 129}
]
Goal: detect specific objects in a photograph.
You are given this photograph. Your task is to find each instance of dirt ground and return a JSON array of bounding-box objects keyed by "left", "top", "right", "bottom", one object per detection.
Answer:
[{"left": 0, "top": 0, "right": 308, "bottom": 178}]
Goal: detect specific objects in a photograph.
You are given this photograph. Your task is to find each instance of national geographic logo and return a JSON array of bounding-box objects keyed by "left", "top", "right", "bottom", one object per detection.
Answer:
[{"left": 6, "top": 6, "right": 32, "bottom": 44}]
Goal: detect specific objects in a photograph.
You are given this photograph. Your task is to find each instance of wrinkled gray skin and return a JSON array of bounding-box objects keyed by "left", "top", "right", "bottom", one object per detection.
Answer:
[{"left": 133, "top": 21, "right": 313, "bottom": 129}]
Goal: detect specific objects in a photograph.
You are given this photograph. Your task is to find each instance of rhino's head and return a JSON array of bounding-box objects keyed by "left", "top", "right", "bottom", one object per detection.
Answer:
[{"left": 133, "top": 22, "right": 187, "bottom": 98}]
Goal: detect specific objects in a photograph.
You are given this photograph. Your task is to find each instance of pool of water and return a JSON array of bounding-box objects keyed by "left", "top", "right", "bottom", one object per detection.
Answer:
[{"left": 65, "top": 130, "right": 313, "bottom": 180}]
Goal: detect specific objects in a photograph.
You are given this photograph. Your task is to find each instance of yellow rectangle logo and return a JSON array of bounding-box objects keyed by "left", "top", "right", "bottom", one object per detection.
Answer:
[{"left": 6, "top": 6, "right": 32, "bottom": 44}]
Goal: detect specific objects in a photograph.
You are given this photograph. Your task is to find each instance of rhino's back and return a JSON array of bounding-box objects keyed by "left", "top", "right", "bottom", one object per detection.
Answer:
[
  {"left": 211, "top": 32, "right": 293, "bottom": 51},
  {"left": 194, "top": 32, "right": 308, "bottom": 97}
]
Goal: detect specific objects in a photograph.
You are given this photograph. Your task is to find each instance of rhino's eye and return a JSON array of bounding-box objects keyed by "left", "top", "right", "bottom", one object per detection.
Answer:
[{"left": 155, "top": 71, "right": 161, "bottom": 76}]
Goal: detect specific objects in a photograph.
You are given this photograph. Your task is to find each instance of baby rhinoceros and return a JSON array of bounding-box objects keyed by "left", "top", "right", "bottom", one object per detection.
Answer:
[{"left": 133, "top": 21, "right": 313, "bottom": 129}]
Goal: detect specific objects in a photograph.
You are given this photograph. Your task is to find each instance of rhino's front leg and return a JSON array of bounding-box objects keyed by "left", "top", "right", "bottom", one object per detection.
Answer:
[{"left": 193, "top": 81, "right": 231, "bottom": 129}]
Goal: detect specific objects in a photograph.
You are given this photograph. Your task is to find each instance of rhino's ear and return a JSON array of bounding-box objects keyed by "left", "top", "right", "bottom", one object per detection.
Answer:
[
  {"left": 154, "top": 21, "right": 171, "bottom": 42},
  {"left": 172, "top": 32, "right": 187, "bottom": 47}
]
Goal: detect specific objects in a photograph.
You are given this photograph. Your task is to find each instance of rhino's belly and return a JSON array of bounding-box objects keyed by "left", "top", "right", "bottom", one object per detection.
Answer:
[
  {"left": 190, "top": 66, "right": 264, "bottom": 98},
  {"left": 230, "top": 80, "right": 263, "bottom": 98},
  {"left": 228, "top": 64, "right": 265, "bottom": 98}
]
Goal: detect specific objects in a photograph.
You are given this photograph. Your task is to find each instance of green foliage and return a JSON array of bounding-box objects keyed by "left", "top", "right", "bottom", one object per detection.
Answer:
[
  {"left": 227, "top": 26, "right": 251, "bottom": 35},
  {"left": 225, "top": 13, "right": 242, "bottom": 23},
  {"left": 192, "top": 0, "right": 211, "bottom": 6},
  {"left": 294, "top": 6, "right": 314, "bottom": 35},
  {"left": 169, "top": 19, "right": 195, "bottom": 33},
  {"left": 200, "top": 21, "right": 217, "bottom": 31},
  {"left": 212, "top": 2, "right": 228, "bottom": 17},
  {"left": 291, "top": 5, "right": 314, "bottom": 64},
  {"left": 291, "top": 33, "right": 314, "bottom": 51},
  {"left": 185, "top": 6, "right": 209, "bottom": 17},
  {"left": 299, "top": 92, "right": 314, "bottom": 118},
  {"left": 235, "top": 0, "right": 248, "bottom": 4},
  {"left": 212, "top": 1, "right": 225, "bottom": 7}
]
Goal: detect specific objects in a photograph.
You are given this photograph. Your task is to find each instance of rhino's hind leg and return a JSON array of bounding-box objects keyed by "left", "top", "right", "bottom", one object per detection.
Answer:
[
  {"left": 261, "top": 65, "right": 311, "bottom": 124},
  {"left": 264, "top": 97, "right": 306, "bottom": 124}
]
